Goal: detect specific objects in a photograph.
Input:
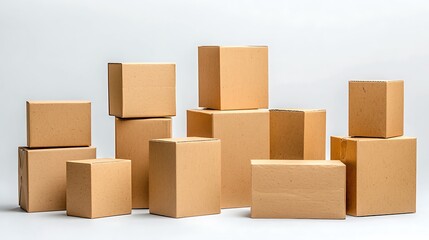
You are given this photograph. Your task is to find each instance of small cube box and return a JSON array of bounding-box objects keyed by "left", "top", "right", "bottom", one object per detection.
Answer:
[
  {"left": 349, "top": 80, "right": 404, "bottom": 138},
  {"left": 149, "top": 137, "right": 221, "bottom": 218},
  {"left": 66, "top": 158, "right": 132, "bottom": 219}
]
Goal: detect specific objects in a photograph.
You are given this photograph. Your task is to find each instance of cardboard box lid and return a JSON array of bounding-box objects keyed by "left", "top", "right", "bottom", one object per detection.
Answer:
[
  {"left": 349, "top": 79, "right": 403, "bottom": 83},
  {"left": 270, "top": 109, "right": 325, "bottom": 113},
  {"left": 27, "top": 100, "right": 91, "bottom": 104},
  {"left": 199, "top": 45, "right": 268, "bottom": 48},
  {"left": 109, "top": 62, "right": 175, "bottom": 65},
  {"left": 188, "top": 109, "right": 268, "bottom": 115},
  {"left": 332, "top": 136, "right": 416, "bottom": 142},
  {"left": 150, "top": 137, "right": 219, "bottom": 144},
  {"left": 67, "top": 158, "right": 130, "bottom": 165},
  {"left": 251, "top": 160, "right": 344, "bottom": 166}
]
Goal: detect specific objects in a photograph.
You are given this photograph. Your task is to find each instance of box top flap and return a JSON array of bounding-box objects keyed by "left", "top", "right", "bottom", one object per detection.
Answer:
[
  {"left": 270, "top": 108, "right": 325, "bottom": 113},
  {"left": 187, "top": 108, "right": 268, "bottom": 115},
  {"left": 151, "top": 137, "right": 219, "bottom": 143},
  {"left": 27, "top": 100, "right": 91, "bottom": 104},
  {"left": 67, "top": 158, "right": 130, "bottom": 165},
  {"left": 331, "top": 136, "right": 416, "bottom": 142},
  {"left": 251, "top": 160, "right": 344, "bottom": 166}
]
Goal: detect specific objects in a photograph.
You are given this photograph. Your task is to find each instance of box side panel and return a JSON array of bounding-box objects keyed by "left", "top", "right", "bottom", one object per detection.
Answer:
[
  {"left": 386, "top": 81, "right": 404, "bottom": 137},
  {"left": 186, "top": 110, "right": 213, "bottom": 138},
  {"left": 108, "top": 63, "right": 123, "bottom": 117},
  {"left": 303, "top": 111, "right": 326, "bottom": 160},
  {"left": 270, "top": 111, "right": 305, "bottom": 159},
  {"left": 198, "top": 47, "right": 221, "bottom": 109},
  {"left": 18, "top": 148, "right": 29, "bottom": 211},
  {"left": 66, "top": 163, "right": 92, "bottom": 218}
]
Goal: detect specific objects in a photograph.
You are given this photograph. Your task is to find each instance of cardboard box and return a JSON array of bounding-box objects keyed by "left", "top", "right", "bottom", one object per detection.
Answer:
[
  {"left": 349, "top": 80, "right": 404, "bottom": 138},
  {"left": 108, "top": 63, "right": 176, "bottom": 118},
  {"left": 149, "top": 137, "right": 221, "bottom": 218},
  {"left": 187, "top": 109, "right": 269, "bottom": 208},
  {"left": 27, "top": 100, "right": 91, "bottom": 148},
  {"left": 66, "top": 158, "right": 132, "bottom": 219},
  {"left": 270, "top": 109, "right": 326, "bottom": 160},
  {"left": 18, "top": 146, "right": 96, "bottom": 212},
  {"left": 198, "top": 46, "right": 268, "bottom": 110},
  {"left": 331, "top": 136, "right": 416, "bottom": 216},
  {"left": 115, "top": 117, "right": 172, "bottom": 208},
  {"left": 251, "top": 160, "right": 346, "bottom": 219}
]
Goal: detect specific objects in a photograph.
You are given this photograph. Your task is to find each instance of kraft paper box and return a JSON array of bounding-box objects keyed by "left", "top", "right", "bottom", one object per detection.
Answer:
[
  {"left": 115, "top": 117, "right": 172, "bottom": 208},
  {"left": 270, "top": 109, "right": 326, "bottom": 160},
  {"left": 66, "top": 158, "right": 132, "bottom": 219},
  {"left": 251, "top": 160, "right": 346, "bottom": 219},
  {"left": 331, "top": 136, "right": 416, "bottom": 216},
  {"left": 149, "top": 137, "right": 221, "bottom": 218},
  {"left": 18, "top": 146, "right": 96, "bottom": 212},
  {"left": 108, "top": 63, "right": 176, "bottom": 118},
  {"left": 27, "top": 100, "right": 91, "bottom": 148},
  {"left": 187, "top": 109, "right": 269, "bottom": 208},
  {"left": 198, "top": 46, "right": 268, "bottom": 110},
  {"left": 349, "top": 80, "right": 404, "bottom": 138}
]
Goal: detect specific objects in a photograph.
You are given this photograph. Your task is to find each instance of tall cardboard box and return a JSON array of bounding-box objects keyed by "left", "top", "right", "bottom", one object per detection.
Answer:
[
  {"left": 115, "top": 117, "right": 172, "bottom": 208},
  {"left": 18, "top": 146, "right": 96, "bottom": 212},
  {"left": 27, "top": 101, "right": 91, "bottom": 148},
  {"left": 331, "top": 136, "right": 416, "bottom": 216},
  {"left": 108, "top": 63, "right": 176, "bottom": 118},
  {"left": 149, "top": 137, "right": 221, "bottom": 218},
  {"left": 349, "top": 80, "right": 404, "bottom": 138},
  {"left": 66, "top": 159, "right": 132, "bottom": 219},
  {"left": 251, "top": 160, "right": 346, "bottom": 219},
  {"left": 187, "top": 109, "right": 269, "bottom": 208},
  {"left": 198, "top": 46, "right": 268, "bottom": 110},
  {"left": 270, "top": 109, "right": 326, "bottom": 160}
]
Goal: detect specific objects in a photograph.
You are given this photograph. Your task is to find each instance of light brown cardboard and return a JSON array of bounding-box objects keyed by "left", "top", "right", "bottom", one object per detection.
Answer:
[
  {"left": 349, "top": 80, "right": 404, "bottom": 138},
  {"left": 331, "top": 136, "right": 416, "bottom": 216},
  {"left": 18, "top": 146, "right": 96, "bottom": 212},
  {"left": 115, "top": 117, "right": 172, "bottom": 208},
  {"left": 149, "top": 137, "right": 221, "bottom": 218},
  {"left": 66, "top": 158, "right": 132, "bottom": 219},
  {"left": 187, "top": 109, "right": 269, "bottom": 208},
  {"left": 198, "top": 46, "right": 268, "bottom": 110},
  {"left": 108, "top": 63, "right": 176, "bottom": 118},
  {"left": 27, "top": 100, "right": 91, "bottom": 148},
  {"left": 270, "top": 109, "right": 326, "bottom": 160},
  {"left": 251, "top": 160, "right": 346, "bottom": 219}
]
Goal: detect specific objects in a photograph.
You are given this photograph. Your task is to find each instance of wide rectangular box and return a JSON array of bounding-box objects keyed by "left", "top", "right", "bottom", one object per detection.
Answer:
[
  {"left": 27, "top": 100, "right": 91, "bottom": 148},
  {"left": 149, "top": 137, "right": 221, "bottom": 218},
  {"left": 331, "top": 136, "right": 416, "bottom": 216},
  {"left": 66, "top": 158, "right": 132, "bottom": 219},
  {"left": 187, "top": 109, "right": 269, "bottom": 208},
  {"left": 115, "top": 117, "right": 172, "bottom": 208},
  {"left": 251, "top": 160, "right": 346, "bottom": 219},
  {"left": 270, "top": 109, "right": 326, "bottom": 160},
  {"left": 198, "top": 46, "right": 268, "bottom": 110},
  {"left": 18, "top": 146, "right": 96, "bottom": 212},
  {"left": 108, "top": 63, "right": 176, "bottom": 118},
  {"left": 349, "top": 80, "right": 404, "bottom": 138}
]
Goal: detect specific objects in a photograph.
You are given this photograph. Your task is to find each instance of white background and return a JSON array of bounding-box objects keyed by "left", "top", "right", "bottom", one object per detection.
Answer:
[{"left": 1, "top": 0, "right": 428, "bottom": 239}]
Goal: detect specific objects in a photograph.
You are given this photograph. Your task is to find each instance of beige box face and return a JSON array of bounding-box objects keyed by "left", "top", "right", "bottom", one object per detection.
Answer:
[
  {"left": 251, "top": 160, "right": 346, "bottom": 219},
  {"left": 198, "top": 46, "right": 268, "bottom": 110},
  {"left": 187, "top": 109, "right": 270, "bottom": 208},
  {"left": 149, "top": 138, "right": 221, "bottom": 218},
  {"left": 66, "top": 159, "right": 132, "bottom": 219},
  {"left": 18, "top": 146, "right": 96, "bottom": 212},
  {"left": 270, "top": 109, "right": 326, "bottom": 160},
  {"left": 108, "top": 63, "right": 176, "bottom": 118},
  {"left": 331, "top": 136, "right": 416, "bottom": 216},
  {"left": 349, "top": 80, "right": 404, "bottom": 138},
  {"left": 115, "top": 117, "right": 172, "bottom": 208},
  {"left": 26, "top": 101, "right": 91, "bottom": 148}
]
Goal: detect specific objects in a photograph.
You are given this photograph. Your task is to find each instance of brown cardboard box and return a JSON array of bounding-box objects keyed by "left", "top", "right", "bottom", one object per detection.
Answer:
[
  {"left": 66, "top": 158, "right": 132, "bottom": 219},
  {"left": 331, "top": 136, "right": 416, "bottom": 216},
  {"left": 18, "top": 146, "right": 96, "bottom": 212},
  {"left": 198, "top": 46, "right": 268, "bottom": 110},
  {"left": 115, "top": 117, "right": 172, "bottom": 208},
  {"left": 149, "top": 137, "right": 221, "bottom": 218},
  {"left": 270, "top": 109, "right": 326, "bottom": 160},
  {"left": 108, "top": 63, "right": 176, "bottom": 118},
  {"left": 251, "top": 160, "right": 346, "bottom": 219},
  {"left": 349, "top": 80, "right": 404, "bottom": 138},
  {"left": 187, "top": 109, "right": 269, "bottom": 208},
  {"left": 27, "top": 100, "right": 91, "bottom": 148}
]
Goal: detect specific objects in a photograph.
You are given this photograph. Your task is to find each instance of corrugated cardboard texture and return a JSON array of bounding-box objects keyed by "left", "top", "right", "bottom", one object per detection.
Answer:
[
  {"left": 108, "top": 63, "right": 176, "bottom": 118},
  {"left": 115, "top": 117, "right": 172, "bottom": 208},
  {"left": 66, "top": 159, "right": 132, "bottom": 219},
  {"left": 270, "top": 109, "right": 326, "bottom": 159},
  {"left": 251, "top": 160, "right": 346, "bottom": 219},
  {"left": 26, "top": 101, "right": 91, "bottom": 148},
  {"left": 198, "top": 46, "right": 268, "bottom": 110},
  {"left": 187, "top": 109, "right": 269, "bottom": 208},
  {"left": 349, "top": 80, "right": 404, "bottom": 138},
  {"left": 149, "top": 137, "right": 221, "bottom": 218},
  {"left": 331, "top": 136, "right": 416, "bottom": 216},
  {"left": 18, "top": 146, "right": 96, "bottom": 212}
]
